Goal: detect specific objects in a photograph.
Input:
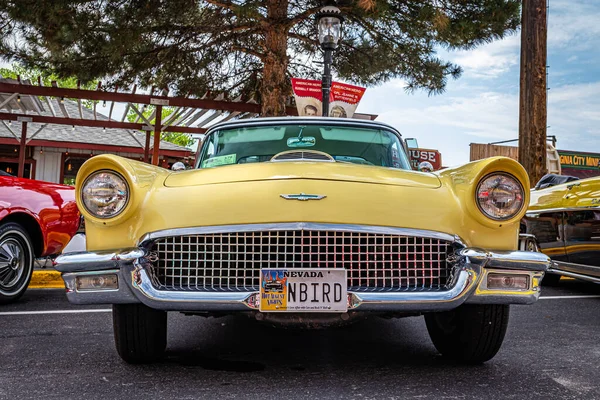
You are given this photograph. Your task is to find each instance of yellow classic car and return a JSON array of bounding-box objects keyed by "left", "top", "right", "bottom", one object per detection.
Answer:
[
  {"left": 55, "top": 117, "right": 551, "bottom": 364},
  {"left": 521, "top": 173, "right": 600, "bottom": 285}
]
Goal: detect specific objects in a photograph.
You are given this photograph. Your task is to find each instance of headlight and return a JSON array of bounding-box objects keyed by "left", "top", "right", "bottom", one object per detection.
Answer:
[
  {"left": 476, "top": 173, "right": 524, "bottom": 221},
  {"left": 81, "top": 171, "right": 129, "bottom": 218}
]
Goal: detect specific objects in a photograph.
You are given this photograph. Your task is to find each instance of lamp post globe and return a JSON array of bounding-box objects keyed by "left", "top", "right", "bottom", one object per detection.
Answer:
[{"left": 317, "top": 6, "right": 343, "bottom": 117}]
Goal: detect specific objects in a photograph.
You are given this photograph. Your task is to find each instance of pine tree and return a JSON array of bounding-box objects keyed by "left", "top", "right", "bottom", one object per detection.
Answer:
[{"left": 0, "top": 0, "right": 520, "bottom": 116}]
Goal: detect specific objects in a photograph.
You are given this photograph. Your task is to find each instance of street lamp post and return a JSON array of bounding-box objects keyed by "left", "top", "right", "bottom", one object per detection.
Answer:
[{"left": 317, "top": 6, "right": 343, "bottom": 117}]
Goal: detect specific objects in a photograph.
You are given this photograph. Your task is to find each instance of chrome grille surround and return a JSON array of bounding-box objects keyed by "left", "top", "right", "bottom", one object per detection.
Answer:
[{"left": 142, "top": 224, "right": 459, "bottom": 293}]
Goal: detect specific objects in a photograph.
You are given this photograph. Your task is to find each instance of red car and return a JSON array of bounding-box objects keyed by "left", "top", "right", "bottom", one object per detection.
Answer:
[{"left": 0, "top": 171, "right": 80, "bottom": 303}]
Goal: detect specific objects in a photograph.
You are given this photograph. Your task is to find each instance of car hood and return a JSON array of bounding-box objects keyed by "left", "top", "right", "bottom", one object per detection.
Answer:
[{"left": 163, "top": 162, "right": 442, "bottom": 189}]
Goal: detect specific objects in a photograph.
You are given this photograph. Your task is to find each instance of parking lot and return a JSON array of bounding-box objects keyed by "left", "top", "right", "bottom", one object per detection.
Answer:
[{"left": 1, "top": 279, "right": 598, "bottom": 400}]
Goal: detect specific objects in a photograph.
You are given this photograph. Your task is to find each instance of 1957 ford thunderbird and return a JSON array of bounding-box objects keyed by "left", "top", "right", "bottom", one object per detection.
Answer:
[{"left": 55, "top": 117, "right": 551, "bottom": 364}]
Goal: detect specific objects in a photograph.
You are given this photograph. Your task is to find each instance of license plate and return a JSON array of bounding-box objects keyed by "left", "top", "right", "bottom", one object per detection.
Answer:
[{"left": 259, "top": 268, "right": 347, "bottom": 312}]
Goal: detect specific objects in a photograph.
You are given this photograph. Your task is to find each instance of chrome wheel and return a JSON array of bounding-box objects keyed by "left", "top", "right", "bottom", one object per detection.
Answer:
[
  {"left": 0, "top": 223, "right": 34, "bottom": 303},
  {"left": 0, "top": 238, "right": 26, "bottom": 289}
]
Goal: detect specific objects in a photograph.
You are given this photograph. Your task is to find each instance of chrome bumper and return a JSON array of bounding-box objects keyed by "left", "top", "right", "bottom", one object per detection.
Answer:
[{"left": 55, "top": 241, "right": 550, "bottom": 312}]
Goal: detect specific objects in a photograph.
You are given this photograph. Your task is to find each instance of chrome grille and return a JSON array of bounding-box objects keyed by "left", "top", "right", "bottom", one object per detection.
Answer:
[{"left": 147, "top": 230, "right": 454, "bottom": 292}]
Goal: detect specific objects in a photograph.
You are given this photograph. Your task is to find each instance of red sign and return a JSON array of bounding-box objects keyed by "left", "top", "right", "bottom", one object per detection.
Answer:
[
  {"left": 409, "top": 148, "right": 442, "bottom": 170},
  {"left": 291, "top": 78, "right": 323, "bottom": 101},
  {"left": 291, "top": 78, "right": 366, "bottom": 118},
  {"left": 330, "top": 82, "right": 366, "bottom": 105}
]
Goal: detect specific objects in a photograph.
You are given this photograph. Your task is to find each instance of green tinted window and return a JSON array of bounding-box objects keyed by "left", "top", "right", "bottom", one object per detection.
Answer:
[{"left": 198, "top": 124, "right": 411, "bottom": 169}]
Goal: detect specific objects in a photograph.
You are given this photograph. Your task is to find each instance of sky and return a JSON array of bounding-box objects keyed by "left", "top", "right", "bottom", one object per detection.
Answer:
[{"left": 357, "top": 0, "right": 600, "bottom": 166}]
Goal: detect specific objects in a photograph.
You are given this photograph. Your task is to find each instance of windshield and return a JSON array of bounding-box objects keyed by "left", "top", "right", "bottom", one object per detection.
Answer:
[{"left": 197, "top": 123, "right": 411, "bottom": 170}]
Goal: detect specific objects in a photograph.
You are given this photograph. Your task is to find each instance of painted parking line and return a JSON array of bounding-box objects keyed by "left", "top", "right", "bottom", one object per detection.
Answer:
[
  {"left": 0, "top": 309, "right": 111, "bottom": 316},
  {"left": 539, "top": 295, "right": 600, "bottom": 300}
]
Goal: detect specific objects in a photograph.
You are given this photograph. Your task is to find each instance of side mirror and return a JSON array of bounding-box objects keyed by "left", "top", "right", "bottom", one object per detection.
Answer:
[{"left": 171, "top": 162, "right": 186, "bottom": 171}]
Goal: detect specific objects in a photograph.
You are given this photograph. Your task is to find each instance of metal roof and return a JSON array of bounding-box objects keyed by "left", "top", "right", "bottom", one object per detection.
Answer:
[{"left": 0, "top": 98, "right": 189, "bottom": 152}]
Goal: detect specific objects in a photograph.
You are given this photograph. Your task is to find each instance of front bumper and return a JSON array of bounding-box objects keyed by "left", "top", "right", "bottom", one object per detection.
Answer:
[{"left": 55, "top": 234, "right": 551, "bottom": 313}]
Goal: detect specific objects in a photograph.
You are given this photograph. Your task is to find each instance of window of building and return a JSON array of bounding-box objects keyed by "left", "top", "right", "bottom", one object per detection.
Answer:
[
  {"left": 62, "top": 154, "right": 90, "bottom": 186},
  {"left": 0, "top": 160, "right": 33, "bottom": 178}
]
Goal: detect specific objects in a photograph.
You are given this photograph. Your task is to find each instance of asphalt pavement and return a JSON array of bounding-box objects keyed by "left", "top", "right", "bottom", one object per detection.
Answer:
[{"left": 1, "top": 280, "right": 599, "bottom": 400}]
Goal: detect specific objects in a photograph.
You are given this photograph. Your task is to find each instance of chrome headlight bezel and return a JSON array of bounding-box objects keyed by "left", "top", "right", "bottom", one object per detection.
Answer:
[
  {"left": 476, "top": 172, "right": 525, "bottom": 221},
  {"left": 80, "top": 170, "right": 130, "bottom": 219}
]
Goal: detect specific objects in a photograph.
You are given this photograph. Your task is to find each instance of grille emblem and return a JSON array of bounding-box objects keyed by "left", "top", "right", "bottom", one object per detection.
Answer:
[{"left": 280, "top": 193, "right": 326, "bottom": 201}]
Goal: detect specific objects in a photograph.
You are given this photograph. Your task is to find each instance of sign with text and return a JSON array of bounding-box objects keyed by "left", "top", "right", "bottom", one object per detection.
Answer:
[
  {"left": 558, "top": 151, "right": 600, "bottom": 170},
  {"left": 408, "top": 148, "right": 442, "bottom": 170},
  {"left": 292, "top": 78, "right": 366, "bottom": 118}
]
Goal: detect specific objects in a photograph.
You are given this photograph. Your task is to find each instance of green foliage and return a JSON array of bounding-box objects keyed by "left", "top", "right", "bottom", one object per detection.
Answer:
[
  {"left": 0, "top": 63, "right": 99, "bottom": 107},
  {"left": 126, "top": 105, "right": 195, "bottom": 148},
  {"left": 0, "top": 63, "right": 98, "bottom": 90},
  {"left": 0, "top": 0, "right": 521, "bottom": 111}
]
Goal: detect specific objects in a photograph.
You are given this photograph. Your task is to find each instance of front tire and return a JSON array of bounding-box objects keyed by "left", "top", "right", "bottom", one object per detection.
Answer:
[
  {"left": 425, "top": 304, "right": 509, "bottom": 363},
  {"left": 0, "top": 222, "right": 35, "bottom": 304},
  {"left": 113, "top": 304, "right": 167, "bottom": 364}
]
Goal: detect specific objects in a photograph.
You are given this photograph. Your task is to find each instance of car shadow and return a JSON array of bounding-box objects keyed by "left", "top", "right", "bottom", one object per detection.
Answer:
[{"left": 159, "top": 314, "right": 478, "bottom": 372}]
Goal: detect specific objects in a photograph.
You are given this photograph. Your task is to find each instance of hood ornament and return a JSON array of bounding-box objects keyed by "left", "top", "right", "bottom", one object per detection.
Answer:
[{"left": 280, "top": 193, "right": 326, "bottom": 201}]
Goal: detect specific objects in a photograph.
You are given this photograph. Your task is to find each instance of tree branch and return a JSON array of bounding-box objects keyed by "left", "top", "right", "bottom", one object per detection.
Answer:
[
  {"left": 204, "top": 0, "right": 238, "bottom": 12},
  {"left": 288, "top": 32, "right": 317, "bottom": 46},
  {"left": 286, "top": 6, "right": 322, "bottom": 28},
  {"left": 231, "top": 46, "right": 264, "bottom": 60}
]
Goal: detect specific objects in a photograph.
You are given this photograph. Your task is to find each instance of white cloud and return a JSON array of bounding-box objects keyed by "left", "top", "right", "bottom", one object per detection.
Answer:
[
  {"left": 547, "top": 81, "right": 600, "bottom": 151},
  {"left": 449, "top": 35, "right": 520, "bottom": 79},
  {"left": 358, "top": 81, "right": 520, "bottom": 166},
  {"left": 548, "top": 0, "right": 600, "bottom": 50}
]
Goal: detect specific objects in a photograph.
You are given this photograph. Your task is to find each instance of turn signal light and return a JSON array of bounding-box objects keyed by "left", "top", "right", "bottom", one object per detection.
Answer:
[
  {"left": 487, "top": 274, "right": 529, "bottom": 290},
  {"left": 76, "top": 274, "right": 119, "bottom": 291}
]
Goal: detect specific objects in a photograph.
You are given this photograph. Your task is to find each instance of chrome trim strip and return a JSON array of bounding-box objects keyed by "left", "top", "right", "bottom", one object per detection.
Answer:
[
  {"left": 130, "top": 265, "right": 255, "bottom": 311},
  {"left": 526, "top": 205, "right": 600, "bottom": 215},
  {"left": 138, "top": 223, "right": 460, "bottom": 247},
  {"left": 547, "top": 270, "right": 600, "bottom": 284},
  {"left": 280, "top": 194, "right": 327, "bottom": 201},
  {"left": 54, "top": 248, "right": 146, "bottom": 273},
  {"left": 549, "top": 262, "right": 600, "bottom": 284},
  {"left": 454, "top": 248, "right": 550, "bottom": 271},
  {"left": 349, "top": 268, "right": 475, "bottom": 311},
  {"left": 125, "top": 265, "right": 478, "bottom": 312}
]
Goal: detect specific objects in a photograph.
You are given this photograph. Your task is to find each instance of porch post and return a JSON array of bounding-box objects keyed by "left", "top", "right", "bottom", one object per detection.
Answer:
[
  {"left": 144, "top": 131, "right": 151, "bottom": 163},
  {"left": 151, "top": 105, "right": 162, "bottom": 165},
  {"left": 17, "top": 120, "right": 28, "bottom": 178}
]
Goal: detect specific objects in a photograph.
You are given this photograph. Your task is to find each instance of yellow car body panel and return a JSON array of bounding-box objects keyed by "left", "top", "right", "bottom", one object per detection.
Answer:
[
  {"left": 529, "top": 176, "right": 600, "bottom": 210},
  {"left": 524, "top": 174, "right": 600, "bottom": 284},
  {"left": 76, "top": 154, "right": 530, "bottom": 252}
]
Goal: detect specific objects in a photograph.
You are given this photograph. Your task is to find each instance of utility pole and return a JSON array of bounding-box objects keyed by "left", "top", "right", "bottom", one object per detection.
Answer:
[{"left": 518, "top": 0, "right": 548, "bottom": 186}]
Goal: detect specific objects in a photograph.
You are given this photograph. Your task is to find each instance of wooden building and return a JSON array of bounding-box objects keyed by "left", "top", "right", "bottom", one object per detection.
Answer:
[{"left": 0, "top": 98, "right": 191, "bottom": 184}]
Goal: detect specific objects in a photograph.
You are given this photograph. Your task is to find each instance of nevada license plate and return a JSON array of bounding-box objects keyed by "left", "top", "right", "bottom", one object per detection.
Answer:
[{"left": 259, "top": 268, "right": 347, "bottom": 312}]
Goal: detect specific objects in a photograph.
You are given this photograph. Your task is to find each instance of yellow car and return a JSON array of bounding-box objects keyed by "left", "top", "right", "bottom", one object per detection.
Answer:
[
  {"left": 56, "top": 117, "right": 550, "bottom": 364},
  {"left": 522, "top": 174, "right": 600, "bottom": 285}
]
